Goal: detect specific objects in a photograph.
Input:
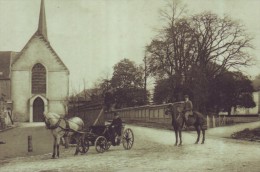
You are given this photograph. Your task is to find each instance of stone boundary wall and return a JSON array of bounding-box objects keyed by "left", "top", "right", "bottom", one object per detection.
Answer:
[
  {"left": 104, "top": 103, "right": 260, "bottom": 128},
  {"left": 69, "top": 102, "right": 260, "bottom": 129}
]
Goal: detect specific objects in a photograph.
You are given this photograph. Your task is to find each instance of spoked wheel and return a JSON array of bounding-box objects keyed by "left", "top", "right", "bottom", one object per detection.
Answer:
[
  {"left": 122, "top": 128, "right": 134, "bottom": 150},
  {"left": 95, "top": 136, "right": 107, "bottom": 153},
  {"left": 77, "top": 137, "right": 89, "bottom": 154},
  {"left": 105, "top": 141, "right": 112, "bottom": 151}
]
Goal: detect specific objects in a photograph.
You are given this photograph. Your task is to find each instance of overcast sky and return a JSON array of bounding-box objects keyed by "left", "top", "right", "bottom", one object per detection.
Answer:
[{"left": 0, "top": 0, "right": 259, "bottom": 94}]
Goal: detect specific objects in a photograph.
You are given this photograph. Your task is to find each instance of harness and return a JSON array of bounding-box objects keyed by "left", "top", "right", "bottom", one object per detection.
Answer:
[
  {"left": 44, "top": 115, "right": 83, "bottom": 135},
  {"left": 166, "top": 108, "right": 182, "bottom": 122},
  {"left": 62, "top": 119, "right": 70, "bottom": 137},
  {"left": 44, "top": 117, "right": 70, "bottom": 131},
  {"left": 45, "top": 118, "right": 62, "bottom": 130}
]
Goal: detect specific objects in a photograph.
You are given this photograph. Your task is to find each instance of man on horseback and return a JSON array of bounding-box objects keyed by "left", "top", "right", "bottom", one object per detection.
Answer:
[
  {"left": 109, "top": 112, "right": 122, "bottom": 145},
  {"left": 182, "top": 95, "right": 193, "bottom": 129}
]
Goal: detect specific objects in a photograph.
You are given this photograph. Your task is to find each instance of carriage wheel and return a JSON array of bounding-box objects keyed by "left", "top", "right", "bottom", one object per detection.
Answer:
[
  {"left": 77, "top": 137, "right": 89, "bottom": 154},
  {"left": 122, "top": 128, "right": 134, "bottom": 150},
  {"left": 95, "top": 136, "right": 107, "bottom": 153},
  {"left": 105, "top": 141, "right": 112, "bottom": 151}
]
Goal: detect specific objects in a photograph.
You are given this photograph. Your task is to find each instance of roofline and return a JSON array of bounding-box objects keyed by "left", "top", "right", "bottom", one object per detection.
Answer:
[{"left": 11, "top": 32, "right": 70, "bottom": 74}]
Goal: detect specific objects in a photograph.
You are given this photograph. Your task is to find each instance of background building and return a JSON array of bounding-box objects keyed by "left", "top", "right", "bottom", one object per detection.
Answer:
[{"left": 0, "top": 0, "right": 69, "bottom": 122}]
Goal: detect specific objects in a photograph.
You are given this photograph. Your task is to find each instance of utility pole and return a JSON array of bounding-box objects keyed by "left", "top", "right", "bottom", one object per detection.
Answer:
[{"left": 143, "top": 52, "right": 148, "bottom": 104}]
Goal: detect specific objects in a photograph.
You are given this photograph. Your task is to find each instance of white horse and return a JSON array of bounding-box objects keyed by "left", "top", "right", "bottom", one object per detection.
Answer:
[{"left": 43, "top": 112, "right": 84, "bottom": 158}]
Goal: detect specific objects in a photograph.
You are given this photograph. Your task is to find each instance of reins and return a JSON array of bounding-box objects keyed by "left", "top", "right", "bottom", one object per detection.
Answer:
[
  {"left": 44, "top": 116, "right": 62, "bottom": 130},
  {"left": 166, "top": 107, "right": 182, "bottom": 121},
  {"left": 44, "top": 115, "right": 83, "bottom": 134}
]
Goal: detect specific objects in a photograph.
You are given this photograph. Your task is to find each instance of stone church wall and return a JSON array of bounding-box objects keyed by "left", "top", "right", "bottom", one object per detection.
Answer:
[
  {"left": 11, "top": 71, "right": 30, "bottom": 121},
  {"left": 48, "top": 71, "right": 69, "bottom": 116},
  {"left": 11, "top": 37, "right": 69, "bottom": 122}
]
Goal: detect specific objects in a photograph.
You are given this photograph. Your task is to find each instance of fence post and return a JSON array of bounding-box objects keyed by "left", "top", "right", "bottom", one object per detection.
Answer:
[
  {"left": 212, "top": 116, "right": 216, "bottom": 128},
  {"left": 223, "top": 116, "right": 226, "bottom": 125},
  {"left": 207, "top": 115, "right": 210, "bottom": 129},
  {"left": 28, "top": 135, "right": 33, "bottom": 152},
  {"left": 146, "top": 108, "right": 148, "bottom": 121},
  {"left": 158, "top": 108, "right": 160, "bottom": 121},
  {"left": 148, "top": 108, "right": 151, "bottom": 121}
]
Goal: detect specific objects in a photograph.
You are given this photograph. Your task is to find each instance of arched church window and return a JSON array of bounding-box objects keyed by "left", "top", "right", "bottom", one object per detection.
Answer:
[{"left": 32, "top": 63, "right": 46, "bottom": 94}]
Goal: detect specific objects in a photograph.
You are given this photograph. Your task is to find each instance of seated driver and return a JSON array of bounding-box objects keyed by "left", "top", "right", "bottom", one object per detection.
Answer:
[{"left": 109, "top": 112, "right": 122, "bottom": 145}]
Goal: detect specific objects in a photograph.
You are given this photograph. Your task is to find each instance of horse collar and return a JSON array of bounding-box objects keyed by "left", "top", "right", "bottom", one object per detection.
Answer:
[{"left": 46, "top": 118, "right": 62, "bottom": 130}]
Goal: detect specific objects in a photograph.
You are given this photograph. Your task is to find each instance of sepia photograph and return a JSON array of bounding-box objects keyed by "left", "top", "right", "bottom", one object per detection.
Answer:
[{"left": 0, "top": 0, "right": 260, "bottom": 171}]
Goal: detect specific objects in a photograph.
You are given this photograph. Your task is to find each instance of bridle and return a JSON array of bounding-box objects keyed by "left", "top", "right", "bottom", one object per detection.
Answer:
[
  {"left": 165, "top": 107, "right": 181, "bottom": 120},
  {"left": 44, "top": 115, "right": 62, "bottom": 130}
]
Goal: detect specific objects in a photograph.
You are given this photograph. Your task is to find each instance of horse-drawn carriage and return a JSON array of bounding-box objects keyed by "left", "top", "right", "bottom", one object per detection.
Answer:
[
  {"left": 76, "top": 122, "right": 134, "bottom": 154},
  {"left": 43, "top": 111, "right": 134, "bottom": 158}
]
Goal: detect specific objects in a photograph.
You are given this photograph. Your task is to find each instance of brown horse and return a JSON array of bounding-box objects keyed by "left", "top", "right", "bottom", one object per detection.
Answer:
[
  {"left": 164, "top": 103, "right": 206, "bottom": 146},
  {"left": 44, "top": 112, "right": 85, "bottom": 158}
]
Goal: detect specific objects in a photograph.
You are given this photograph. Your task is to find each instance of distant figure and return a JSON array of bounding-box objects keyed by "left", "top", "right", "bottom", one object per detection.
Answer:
[
  {"left": 182, "top": 95, "right": 193, "bottom": 128},
  {"left": 109, "top": 112, "right": 122, "bottom": 145}
]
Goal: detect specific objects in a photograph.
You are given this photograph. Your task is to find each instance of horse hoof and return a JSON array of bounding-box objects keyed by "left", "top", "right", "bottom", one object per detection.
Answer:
[
  {"left": 195, "top": 142, "right": 198, "bottom": 144},
  {"left": 174, "top": 144, "right": 177, "bottom": 146},
  {"left": 201, "top": 142, "right": 204, "bottom": 144}
]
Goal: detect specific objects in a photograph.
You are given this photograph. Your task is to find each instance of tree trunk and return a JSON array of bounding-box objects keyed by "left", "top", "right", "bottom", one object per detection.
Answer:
[{"left": 227, "top": 107, "right": 232, "bottom": 116}]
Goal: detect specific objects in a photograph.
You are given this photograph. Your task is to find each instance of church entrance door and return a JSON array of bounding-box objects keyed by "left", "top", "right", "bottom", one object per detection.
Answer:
[{"left": 33, "top": 97, "right": 44, "bottom": 122}]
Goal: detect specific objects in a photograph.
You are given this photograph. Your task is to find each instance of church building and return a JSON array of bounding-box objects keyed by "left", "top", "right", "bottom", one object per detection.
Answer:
[{"left": 0, "top": 0, "right": 70, "bottom": 122}]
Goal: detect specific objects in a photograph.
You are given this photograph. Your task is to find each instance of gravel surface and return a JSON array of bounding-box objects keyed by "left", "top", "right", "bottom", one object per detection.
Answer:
[{"left": 0, "top": 123, "right": 260, "bottom": 172}]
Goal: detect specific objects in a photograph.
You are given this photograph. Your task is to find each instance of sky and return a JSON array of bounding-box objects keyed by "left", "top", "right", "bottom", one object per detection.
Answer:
[{"left": 0, "top": 0, "right": 259, "bottom": 94}]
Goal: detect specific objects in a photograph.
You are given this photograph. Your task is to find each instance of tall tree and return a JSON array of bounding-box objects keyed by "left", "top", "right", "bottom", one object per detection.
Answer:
[
  {"left": 146, "top": 1, "right": 254, "bottom": 111},
  {"left": 111, "top": 58, "right": 147, "bottom": 108},
  {"left": 111, "top": 59, "right": 143, "bottom": 89},
  {"left": 208, "top": 72, "right": 255, "bottom": 115},
  {"left": 190, "top": 12, "right": 253, "bottom": 78}
]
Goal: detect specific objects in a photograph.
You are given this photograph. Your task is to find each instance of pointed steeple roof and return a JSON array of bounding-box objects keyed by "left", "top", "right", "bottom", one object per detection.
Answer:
[
  {"left": 12, "top": 0, "right": 69, "bottom": 73},
  {"left": 37, "top": 0, "right": 48, "bottom": 41}
]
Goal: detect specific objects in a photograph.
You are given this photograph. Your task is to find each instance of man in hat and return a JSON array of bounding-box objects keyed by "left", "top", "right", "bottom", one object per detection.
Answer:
[
  {"left": 182, "top": 95, "right": 193, "bottom": 128},
  {"left": 109, "top": 112, "right": 122, "bottom": 145}
]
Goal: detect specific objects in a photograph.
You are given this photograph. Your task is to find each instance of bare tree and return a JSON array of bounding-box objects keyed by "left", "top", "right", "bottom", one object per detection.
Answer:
[
  {"left": 190, "top": 12, "right": 254, "bottom": 78},
  {"left": 146, "top": 1, "right": 254, "bottom": 110}
]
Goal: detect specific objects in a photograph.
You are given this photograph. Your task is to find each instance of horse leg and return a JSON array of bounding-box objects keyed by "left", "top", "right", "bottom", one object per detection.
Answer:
[
  {"left": 74, "top": 139, "right": 79, "bottom": 155},
  {"left": 52, "top": 137, "right": 56, "bottom": 159},
  {"left": 80, "top": 134, "right": 86, "bottom": 154},
  {"left": 56, "top": 135, "right": 61, "bottom": 158},
  {"left": 178, "top": 130, "right": 182, "bottom": 146},
  {"left": 201, "top": 129, "right": 205, "bottom": 144},
  {"left": 174, "top": 130, "right": 178, "bottom": 146},
  {"left": 74, "top": 133, "right": 80, "bottom": 156},
  {"left": 195, "top": 125, "right": 201, "bottom": 144}
]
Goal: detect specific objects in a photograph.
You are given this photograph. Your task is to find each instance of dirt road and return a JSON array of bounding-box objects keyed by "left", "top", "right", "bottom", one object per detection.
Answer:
[{"left": 0, "top": 124, "right": 260, "bottom": 172}]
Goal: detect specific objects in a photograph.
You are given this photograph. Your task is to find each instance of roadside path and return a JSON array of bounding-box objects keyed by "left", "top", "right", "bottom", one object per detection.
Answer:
[{"left": 0, "top": 122, "right": 260, "bottom": 172}]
